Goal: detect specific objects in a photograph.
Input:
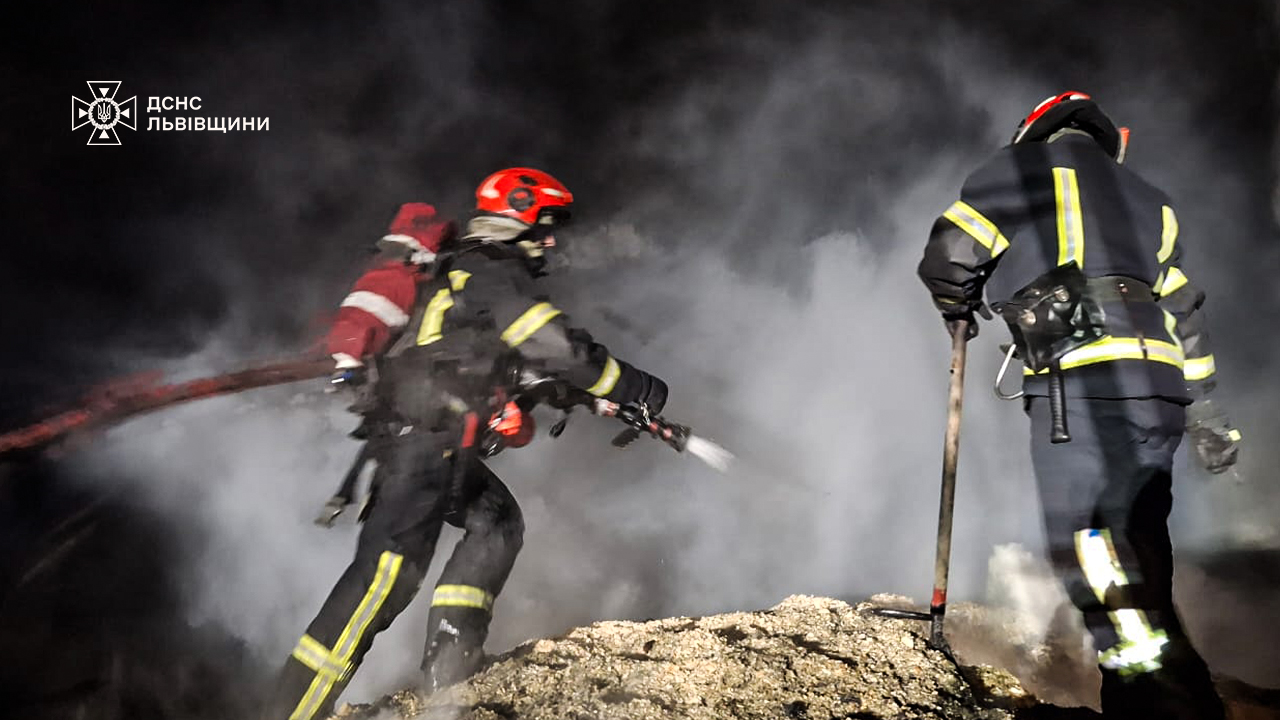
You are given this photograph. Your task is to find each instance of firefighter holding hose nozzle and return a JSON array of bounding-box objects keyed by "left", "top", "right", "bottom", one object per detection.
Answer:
[{"left": 264, "top": 168, "right": 672, "bottom": 720}]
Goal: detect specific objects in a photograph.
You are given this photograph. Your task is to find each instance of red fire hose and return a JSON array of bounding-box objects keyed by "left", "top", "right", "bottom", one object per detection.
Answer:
[{"left": 0, "top": 355, "right": 334, "bottom": 457}]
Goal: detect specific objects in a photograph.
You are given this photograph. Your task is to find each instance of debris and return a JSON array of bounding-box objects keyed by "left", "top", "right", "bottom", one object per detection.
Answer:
[{"left": 331, "top": 595, "right": 1102, "bottom": 720}]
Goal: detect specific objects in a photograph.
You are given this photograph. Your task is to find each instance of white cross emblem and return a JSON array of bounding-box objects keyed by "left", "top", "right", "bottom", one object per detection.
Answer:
[{"left": 72, "top": 81, "right": 137, "bottom": 146}]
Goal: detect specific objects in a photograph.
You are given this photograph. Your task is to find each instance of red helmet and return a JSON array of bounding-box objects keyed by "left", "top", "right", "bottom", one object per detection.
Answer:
[
  {"left": 1012, "top": 91, "right": 1129, "bottom": 162},
  {"left": 474, "top": 167, "right": 574, "bottom": 226}
]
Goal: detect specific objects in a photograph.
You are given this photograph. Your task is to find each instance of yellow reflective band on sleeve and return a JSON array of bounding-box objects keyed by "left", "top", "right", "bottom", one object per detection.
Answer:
[
  {"left": 586, "top": 356, "right": 622, "bottom": 397},
  {"left": 1158, "top": 205, "right": 1178, "bottom": 263},
  {"left": 1183, "top": 354, "right": 1216, "bottom": 381},
  {"left": 1053, "top": 167, "right": 1085, "bottom": 267},
  {"left": 1162, "top": 310, "right": 1183, "bottom": 353},
  {"left": 1022, "top": 337, "right": 1183, "bottom": 375},
  {"left": 1075, "top": 529, "right": 1168, "bottom": 675},
  {"left": 448, "top": 269, "right": 472, "bottom": 292},
  {"left": 942, "top": 200, "right": 1010, "bottom": 257},
  {"left": 1157, "top": 266, "right": 1188, "bottom": 297},
  {"left": 289, "top": 551, "right": 404, "bottom": 720},
  {"left": 1228, "top": 428, "right": 1242, "bottom": 442},
  {"left": 501, "top": 302, "right": 562, "bottom": 347},
  {"left": 431, "top": 584, "right": 494, "bottom": 611},
  {"left": 415, "top": 288, "right": 454, "bottom": 346}
]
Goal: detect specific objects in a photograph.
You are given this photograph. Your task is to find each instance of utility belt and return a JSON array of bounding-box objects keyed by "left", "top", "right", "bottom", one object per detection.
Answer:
[
  {"left": 1085, "top": 275, "right": 1155, "bottom": 304},
  {"left": 990, "top": 264, "right": 1156, "bottom": 444}
]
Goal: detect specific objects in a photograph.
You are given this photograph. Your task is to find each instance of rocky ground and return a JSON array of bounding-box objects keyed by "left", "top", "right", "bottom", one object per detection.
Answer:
[
  {"left": 328, "top": 595, "right": 1097, "bottom": 720},
  {"left": 329, "top": 595, "right": 1280, "bottom": 720}
]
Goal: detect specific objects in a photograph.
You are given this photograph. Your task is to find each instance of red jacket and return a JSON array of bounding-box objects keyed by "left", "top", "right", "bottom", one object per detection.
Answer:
[{"left": 326, "top": 203, "right": 455, "bottom": 367}]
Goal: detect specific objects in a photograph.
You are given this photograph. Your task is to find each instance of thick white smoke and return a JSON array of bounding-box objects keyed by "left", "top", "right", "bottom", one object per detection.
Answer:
[{"left": 57, "top": 0, "right": 1280, "bottom": 710}]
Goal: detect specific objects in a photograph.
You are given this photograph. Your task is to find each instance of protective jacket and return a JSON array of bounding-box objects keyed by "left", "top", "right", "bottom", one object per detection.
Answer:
[
  {"left": 375, "top": 240, "right": 667, "bottom": 427},
  {"left": 918, "top": 133, "right": 1218, "bottom": 401},
  {"left": 267, "top": 229, "right": 668, "bottom": 720}
]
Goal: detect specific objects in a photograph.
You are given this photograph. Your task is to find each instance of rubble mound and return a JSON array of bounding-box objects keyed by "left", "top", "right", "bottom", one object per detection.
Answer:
[{"left": 335, "top": 595, "right": 1102, "bottom": 720}]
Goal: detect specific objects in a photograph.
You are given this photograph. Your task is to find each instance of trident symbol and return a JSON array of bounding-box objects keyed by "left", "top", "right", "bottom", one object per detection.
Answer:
[{"left": 72, "top": 81, "right": 136, "bottom": 146}]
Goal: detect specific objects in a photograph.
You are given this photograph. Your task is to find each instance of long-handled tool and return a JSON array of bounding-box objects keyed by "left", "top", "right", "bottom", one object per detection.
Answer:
[{"left": 873, "top": 320, "right": 969, "bottom": 651}]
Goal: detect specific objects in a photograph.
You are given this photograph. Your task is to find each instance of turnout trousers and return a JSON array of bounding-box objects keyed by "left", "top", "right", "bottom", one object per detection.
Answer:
[
  {"left": 1026, "top": 396, "right": 1222, "bottom": 720},
  {"left": 263, "top": 427, "right": 525, "bottom": 720}
]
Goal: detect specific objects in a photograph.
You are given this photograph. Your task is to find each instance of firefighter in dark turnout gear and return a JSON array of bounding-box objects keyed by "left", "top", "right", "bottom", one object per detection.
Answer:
[
  {"left": 265, "top": 168, "right": 669, "bottom": 720},
  {"left": 918, "top": 92, "right": 1241, "bottom": 720}
]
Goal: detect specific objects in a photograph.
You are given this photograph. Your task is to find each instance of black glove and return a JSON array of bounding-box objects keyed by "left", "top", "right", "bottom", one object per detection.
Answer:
[
  {"left": 635, "top": 371, "right": 668, "bottom": 415},
  {"left": 611, "top": 371, "right": 669, "bottom": 448},
  {"left": 941, "top": 303, "right": 989, "bottom": 341},
  {"left": 944, "top": 314, "right": 979, "bottom": 340},
  {"left": 1186, "top": 399, "right": 1241, "bottom": 474}
]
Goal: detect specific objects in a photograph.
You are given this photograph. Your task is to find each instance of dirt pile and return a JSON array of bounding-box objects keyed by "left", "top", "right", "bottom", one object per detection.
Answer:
[{"left": 332, "top": 595, "right": 1104, "bottom": 720}]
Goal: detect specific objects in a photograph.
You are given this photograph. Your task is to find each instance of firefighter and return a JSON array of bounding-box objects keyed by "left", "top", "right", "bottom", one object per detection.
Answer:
[
  {"left": 918, "top": 92, "right": 1241, "bottom": 719},
  {"left": 264, "top": 168, "right": 670, "bottom": 720}
]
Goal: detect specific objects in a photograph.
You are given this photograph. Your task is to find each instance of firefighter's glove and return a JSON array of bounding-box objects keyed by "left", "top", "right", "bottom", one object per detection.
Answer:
[
  {"left": 635, "top": 371, "right": 668, "bottom": 415},
  {"left": 945, "top": 316, "right": 979, "bottom": 341},
  {"left": 611, "top": 371, "right": 668, "bottom": 448},
  {"left": 1186, "top": 399, "right": 1241, "bottom": 474},
  {"left": 610, "top": 402, "right": 648, "bottom": 448},
  {"left": 941, "top": 303, "right": 989, "bottom": 341}
]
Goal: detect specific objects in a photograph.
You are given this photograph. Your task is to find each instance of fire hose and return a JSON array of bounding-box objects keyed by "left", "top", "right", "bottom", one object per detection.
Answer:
[{"left": 0, "top": 356, "right": 335, "bottom": 459}]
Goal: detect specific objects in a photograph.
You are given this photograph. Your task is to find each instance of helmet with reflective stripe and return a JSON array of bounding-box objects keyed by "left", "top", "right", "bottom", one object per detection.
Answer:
[
  {"left": 474, "top": 167, "right": 574, "bottom": 226},
  {"left": 1012, "top": 91, "right": 1129, "bottom": 162}
]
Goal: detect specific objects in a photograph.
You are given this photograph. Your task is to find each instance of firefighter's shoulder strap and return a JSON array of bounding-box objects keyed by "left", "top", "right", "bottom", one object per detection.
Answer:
[{"left": 383, "top": 249, "right": 477, "bottom": 358}]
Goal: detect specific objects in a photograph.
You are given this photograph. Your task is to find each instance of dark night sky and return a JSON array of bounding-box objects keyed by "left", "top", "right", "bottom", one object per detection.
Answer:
[
  {"left": 4, "top": 0, "right": 1274, "bottom": 415},
  {"left": 2, "top": 2, "right": 1278, "bottom": 718}
]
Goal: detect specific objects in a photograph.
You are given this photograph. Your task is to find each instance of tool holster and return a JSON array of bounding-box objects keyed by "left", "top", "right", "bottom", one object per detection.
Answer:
[{"left": 993, "top": 262, "right": 1108, "bottom": 443}]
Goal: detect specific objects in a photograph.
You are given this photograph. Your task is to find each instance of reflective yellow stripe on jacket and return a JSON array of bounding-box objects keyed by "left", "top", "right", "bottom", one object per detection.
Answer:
[
  {"left": 586, "top": 356, "right": 622, "bottom": 396},
  {"left": 1183, "top": 354, "right": 1216, "bottom": 382},
  {"left": 415, "top": 270, "right": 473, "bottom": 346},
  {"left": 1155, "top": 267, "right": 1188, "bottom": 297},
  {"left": 501, "top": 302, "right": 562, "bottom": 347},
  {"left": 942, "top": 200, "right": 1010, "bottom": 257},
  {"left": 1053, "top": 167, "right": 1084, "bottom": 267},
  {"left": 1023, "top": 337, "right": 1183, "bottom": 376},
  {"left": 1157, "top": 205, "right": 1178, "bottom": 263}
]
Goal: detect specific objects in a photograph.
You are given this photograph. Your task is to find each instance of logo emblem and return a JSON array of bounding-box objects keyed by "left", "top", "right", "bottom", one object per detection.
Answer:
[{"left": 72, "top": 81, "right": 137, "bottom": 146}]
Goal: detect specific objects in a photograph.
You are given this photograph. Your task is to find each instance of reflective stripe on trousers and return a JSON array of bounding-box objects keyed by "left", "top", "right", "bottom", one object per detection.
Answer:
[
  {"left": 431, "top": 583, "right": 495, "bottom": 611},
  {"left": 288, "top": 551, "right": 404, "bottom": 720},
  {"left": 1075, "top": 528, "right": 1169, "bottom": 674}
]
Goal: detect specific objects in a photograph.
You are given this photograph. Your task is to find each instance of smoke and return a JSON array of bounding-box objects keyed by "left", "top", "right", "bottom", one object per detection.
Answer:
[{"left": 5, "top": 0, "right": 1279, "bottom": 716}]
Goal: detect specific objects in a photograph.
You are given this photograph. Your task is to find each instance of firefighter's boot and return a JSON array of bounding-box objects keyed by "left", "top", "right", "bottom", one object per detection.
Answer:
[
  {"left": 422, "top": 605, "right": 489, "bottom": 693},
  {"left": 1098, "top": 636, "right": 1224, "bottom": 720}
]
